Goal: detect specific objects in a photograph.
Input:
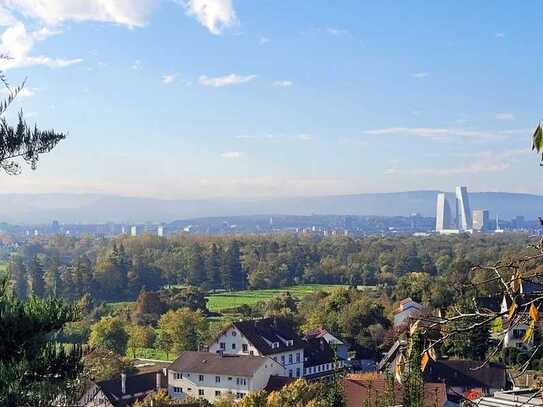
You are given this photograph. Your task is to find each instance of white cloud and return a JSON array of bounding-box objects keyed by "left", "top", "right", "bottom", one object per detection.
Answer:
[
  {"left": 162, "top": 73, "right": 177, "bottom": 84},
  {"left": 495, "top": 32, "right": 505, "bottom": 38},
  {"left": 412, "top": 72, "right": 429, "bottom": 79},
  {"left": 363, "top": 126, "right": 523, "bottom": 141},
  {"left": 3, "top": 0, "right": 156, "bottom": 27},
  {"left": 199, "top": 73, "right": 256, "bottom": 87},
  {"left": 259, "top": 36, "right": 269, "bottom": 45},
  {"left": 495, "top": 112, "right": 515, "bottom": 120},
  {"left": 131, "top": 60, "right": 142, "bottom": 70},
  {"left": 273, "top": 80, "right": 292, "bottom": 87},
  {"left": 326, "top": 27, "right": 348, "bottom": 36},
  {"left": 179, "top": 0, "right": 237, "bottom": 35},
  {"left": 0, "top": 22, "right": 82, "bottom": 69},
  {"left": 220, "top": 151, "right": 241, "bottom": 159}
]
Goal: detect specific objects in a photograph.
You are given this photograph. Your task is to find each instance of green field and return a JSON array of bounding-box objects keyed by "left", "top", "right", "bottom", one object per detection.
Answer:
[{"left": 206, "top": 284, "right": 346, "bottom": 313}]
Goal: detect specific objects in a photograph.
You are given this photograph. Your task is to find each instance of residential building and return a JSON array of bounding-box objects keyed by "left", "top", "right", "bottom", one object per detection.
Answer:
[
  {"left": 343, "top": 373, "right": 448, "bottom": 407},
  {"left": 208, "top": 318, "right": 306, "bottom": 378},
  {"left": 472, "top": 209, "right": 490, "bottom": 232},
  {"left": 78, "top": 370, "right": 167, "bottom": 406},
  {"left": 208, "top": 317, "right": 346, "bottom": 379},
  {"left": 393, "top": 297, "right": 425, "bottom": 328},
  {"left": 130, "top": 225, "right": 139, "bottom": 237},
  {"left": 436, "top": 192, "right": 453, "bottom": 232},
  {"left": 455, "top": 186, "right": 472, "bottom": 231},
  {"left": 167, "top": 351, "right": 285, "bottom": 403}
]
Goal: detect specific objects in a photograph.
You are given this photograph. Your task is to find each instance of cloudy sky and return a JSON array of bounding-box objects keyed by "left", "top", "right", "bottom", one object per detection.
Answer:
[{"left": 0, "top": 0, "right": 542, "bottom": 198}]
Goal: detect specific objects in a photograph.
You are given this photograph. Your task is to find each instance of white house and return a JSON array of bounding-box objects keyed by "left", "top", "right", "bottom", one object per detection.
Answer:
[
  {"left": 167, "top": 351, "right": 285, "bottom": 404},
  {"left": 208, "top": 318, "right": 306, "bottom": 378}
]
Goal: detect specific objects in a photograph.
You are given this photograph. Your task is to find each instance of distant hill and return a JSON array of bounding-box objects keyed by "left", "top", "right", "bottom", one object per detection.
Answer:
[{"left": 0, "top": 191, "right": 541, "bottom": 224}]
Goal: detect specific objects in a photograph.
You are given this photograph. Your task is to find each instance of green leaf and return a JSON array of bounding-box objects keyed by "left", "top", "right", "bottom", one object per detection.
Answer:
[{"left": 532, "top": 123, "right": 543, "bottom": 152}]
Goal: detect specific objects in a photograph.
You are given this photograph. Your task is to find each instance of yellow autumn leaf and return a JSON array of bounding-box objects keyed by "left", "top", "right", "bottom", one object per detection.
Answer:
[
  {"left": 410, "top": 319, "right": 420, "bottom": 336},
  {"left": 523, "top": 320, "right": 536, "bottom": 343},
  {"left": 511, "top": 271, "right": 521, "bottom": 293},
  {"left": 428, "top": 346, "right": 437, "bottom": 361},
  {"left": 395, "top": 354, "right": 405, "bottom": 383},
  {"left": 530, "top": 303, "right": 539, "bottom": 322},
  {"left": 508, "top": 302, "right": 518, "bottom": 319},
  {"left": 420, "top": 352, "right": 430, "bottom": 372}
]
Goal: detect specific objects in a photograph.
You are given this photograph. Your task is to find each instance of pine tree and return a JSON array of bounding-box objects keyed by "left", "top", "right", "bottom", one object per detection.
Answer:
[
  {"left": 28, "top": 255, "right": 45, "bottom": 298},
  {"left": 62, "top": 266, "right": 77, "bottom": 300},
  {"left": 73, "top": 255, "right": 94, "bottom": 297},
  {"left": 9, "top": 255, "right": 27, "bottom": 299},
  {"left": 187, "top": 243, "right": 206, "bottom": 287},
  {"left": 226, "top": 240, "right": 245, "bottom": 290},
  {"left": 206, "top": 243, "right": 222, "bottom": 291}
]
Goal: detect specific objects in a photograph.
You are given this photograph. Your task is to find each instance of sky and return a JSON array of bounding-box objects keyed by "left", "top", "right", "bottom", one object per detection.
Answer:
[{"left": 0, "top": 0, "right": 542, "bottom": 199}]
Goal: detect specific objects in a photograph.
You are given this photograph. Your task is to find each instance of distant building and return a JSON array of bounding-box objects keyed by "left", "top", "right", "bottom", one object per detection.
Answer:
[
  {"left": 130, "top": 225, "right": 139, "bottom": 237},
  {"left": 167, "top": 351, "right": 286, "bottom": 404},
  {"left": 393, "top": 297, "right": 424, "bottom": 328},
  {"left": 157, "top": 225, "right": 164, "bottom": 237},
  {"left": 473, "top": 209, "right": 490, "bottom": 232},
  {"left": 455, "top": 186, "right": 472, "bottom": 231},
  {"left": 435, "top": 193, "right": 453, "bottom": 232}
]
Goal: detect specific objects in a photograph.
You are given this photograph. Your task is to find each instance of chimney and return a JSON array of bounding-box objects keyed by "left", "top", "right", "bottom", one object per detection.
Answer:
[
  {"left": 156, "top": 371, "right": 161, "bottom": 390},
  {"left": 121, "top": 373, "right": 127, "bottom": 394}
]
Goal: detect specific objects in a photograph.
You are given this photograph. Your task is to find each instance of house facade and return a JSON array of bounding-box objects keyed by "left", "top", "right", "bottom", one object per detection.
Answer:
[
  {"left": 167, "top": 351, "right": 284, "bottom": 403},
  {"left": 208, "top": 318, "right": 306, "bottom": 378}
]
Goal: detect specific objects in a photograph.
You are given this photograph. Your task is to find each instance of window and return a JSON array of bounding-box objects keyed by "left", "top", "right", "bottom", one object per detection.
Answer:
[
  {"left": 228, "top": 377, "right": 233, "bottom": 381},
  {"left": 220, "top": 342, "right": 226, "bottom": 350},
  {"left": 215, "top": 391, "right": 221, "bottom": 397},
  {"left": 286, "top": 340, "right": 293, "bottom": 346},
  {"left": 272, "top": 342, "right": 279, "bottom": 349},
  {"left": 216, "top": 376, "right": 221, "bottom": 383},
  {"left": 198, "top": 389, "right": 204, "bottom": 396},
  {"left": 242, "top": 344, "right": 248, "bottom": 352},
  {"left": 296, "top": 368, "right": 300, "bottom": 377},
  {"left": 236, "top": 392, "right": 244, "bottom": 399},
  {"left": 236, "top": 378, "right": 247, "bottom": 386},
  {"left": 173, "top": 387, "right": 182, "bottom": 393},
  {"left": 232, "top": 343, "right": 236, "bottom": 350},
  {"left": 288, "top": 354, "right": 293, "bottom": 364},
  {"left": 273, "top": 356, "right": 277, "bottom": 362},
  {"left": 199, "top": 375, "right": 204, "bottom": 382},
  {"left": 296, "top": 352, "right": 300, "bottom": 363},
  {"left": 174, "top": 372, "right": 182, "bottom": 380},
  {"left": 281, "top": 355, "right": 285, "bottom": 364},
  {"left": 249, "top": 351, "right": 254, "bottom": 355},
  {"left": 289, "top": 369, "right": 293, "bottom": 377},
  {"left": 232, "top": 331, "right": 237, "bottom": 336}
]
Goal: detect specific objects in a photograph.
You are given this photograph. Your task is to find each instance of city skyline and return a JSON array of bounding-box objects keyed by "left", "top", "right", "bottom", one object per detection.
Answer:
[{"left": 0, "top": 1, "right": 541, "bottom": 199}]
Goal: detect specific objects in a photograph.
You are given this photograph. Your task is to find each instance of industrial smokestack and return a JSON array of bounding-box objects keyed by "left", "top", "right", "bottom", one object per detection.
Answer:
[{"left": 121, "top": 373, "right": 127, "bottom": 394}]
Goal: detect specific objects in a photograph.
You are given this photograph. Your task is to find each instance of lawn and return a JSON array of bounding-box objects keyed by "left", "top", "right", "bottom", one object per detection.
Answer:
[{"left": 206, "top": 284, "right": 346, "bottom": 313}]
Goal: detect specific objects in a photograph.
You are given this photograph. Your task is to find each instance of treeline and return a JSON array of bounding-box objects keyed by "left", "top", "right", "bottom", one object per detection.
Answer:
[{"left": 5, "top": 233, "right": 533, "bottom": 302}]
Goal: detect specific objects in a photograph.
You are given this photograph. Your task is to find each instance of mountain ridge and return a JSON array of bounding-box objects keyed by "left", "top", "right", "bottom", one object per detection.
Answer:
[{"left": 1, "top": 191, "right": 542, "bottom": 224}]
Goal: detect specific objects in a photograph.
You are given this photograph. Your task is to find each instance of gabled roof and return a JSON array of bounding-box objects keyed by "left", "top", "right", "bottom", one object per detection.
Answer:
[
  {"left": 169, "top": 351, "right": 272, "bottom": 377},
  {"left": 95, "top": 370, "right": 166, "bottom": 407},
  {"left": 264, "top": 376, "right": 296, "bottom": 392},
  {"left": 304, "top": 337, "right": 342, "bottom": 368},
  {"left": 425, "top": 360, "right": 508, "bottom": 390},
  {"left": 231, "top": 317, "right": 306, "bottom": 355},
  {"left": 305, "top": 327, "right": 346, "bottom": 345}
]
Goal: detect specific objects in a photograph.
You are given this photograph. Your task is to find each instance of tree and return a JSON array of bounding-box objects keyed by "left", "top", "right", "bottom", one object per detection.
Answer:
[
  {"left": 28, "top": 254, "right": 45, "bottom": 298},
  {"left": 127, "top": 325, "right": 156, "bottom": 358},
  {"left": 206, "top": 243, "right": 222, "bottom": 292},
  {"left": 44, "top": 254, "right": 63, "bottom": 297},
  {"left": 222, "top": 240, "right": 245, "bottom": 291},
  {"left": 131, "top": 288, "right": 166, "bottom": 325},
  {"left": 0, "top": 278, "right": 82, "bottom": 405},
  {"left": 88, "top": 317, "right": 129, "bottom": 355},
  {"left": 82, "top": 348, "right": 134, "bottom": 382},
  {"left": 72, "top": 255, "right": 94, "bottom": 297},
  {"left": 157, "top": 307, "right": 208, "bottom": 356},
  {"left": 187, "top": 243, "right": 206, "bottom": 287},
  {"left": 9, "top": 255, "right": 27, "bottom": 299}
]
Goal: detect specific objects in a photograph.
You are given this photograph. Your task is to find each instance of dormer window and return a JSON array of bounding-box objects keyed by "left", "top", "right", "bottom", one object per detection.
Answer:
[
  {"left": 286, "top": 340, "right": 293, "bottom": 346},
  {"left": 271, "top": 342, "right": 279, "bottom": 349}
]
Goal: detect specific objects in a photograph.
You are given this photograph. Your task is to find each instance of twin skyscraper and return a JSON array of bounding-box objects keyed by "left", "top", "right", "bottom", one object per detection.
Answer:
[{"left": 436, "top": 186, "right": 473, "bottom": 233}]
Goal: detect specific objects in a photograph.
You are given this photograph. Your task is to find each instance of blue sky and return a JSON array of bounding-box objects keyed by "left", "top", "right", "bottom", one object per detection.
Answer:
[{"left": 0, "top": 0, "right": 542, "bottom": 199}]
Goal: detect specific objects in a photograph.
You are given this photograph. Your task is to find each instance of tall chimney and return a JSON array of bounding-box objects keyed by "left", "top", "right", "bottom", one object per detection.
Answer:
[
  {"left": 156, "top": 371, "right": 161, "bottom": 390},
  {"left": 121, "top": 373, "right": 126, "bottom": 394}
]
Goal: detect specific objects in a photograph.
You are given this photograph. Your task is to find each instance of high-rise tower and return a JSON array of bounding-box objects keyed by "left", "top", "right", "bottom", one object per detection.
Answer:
[
  {"left": 436, "top": 192, "right": 452, "bottom": 231},
  {"left": 455, "top": 186, "right": 472, "bottom": 231}
]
